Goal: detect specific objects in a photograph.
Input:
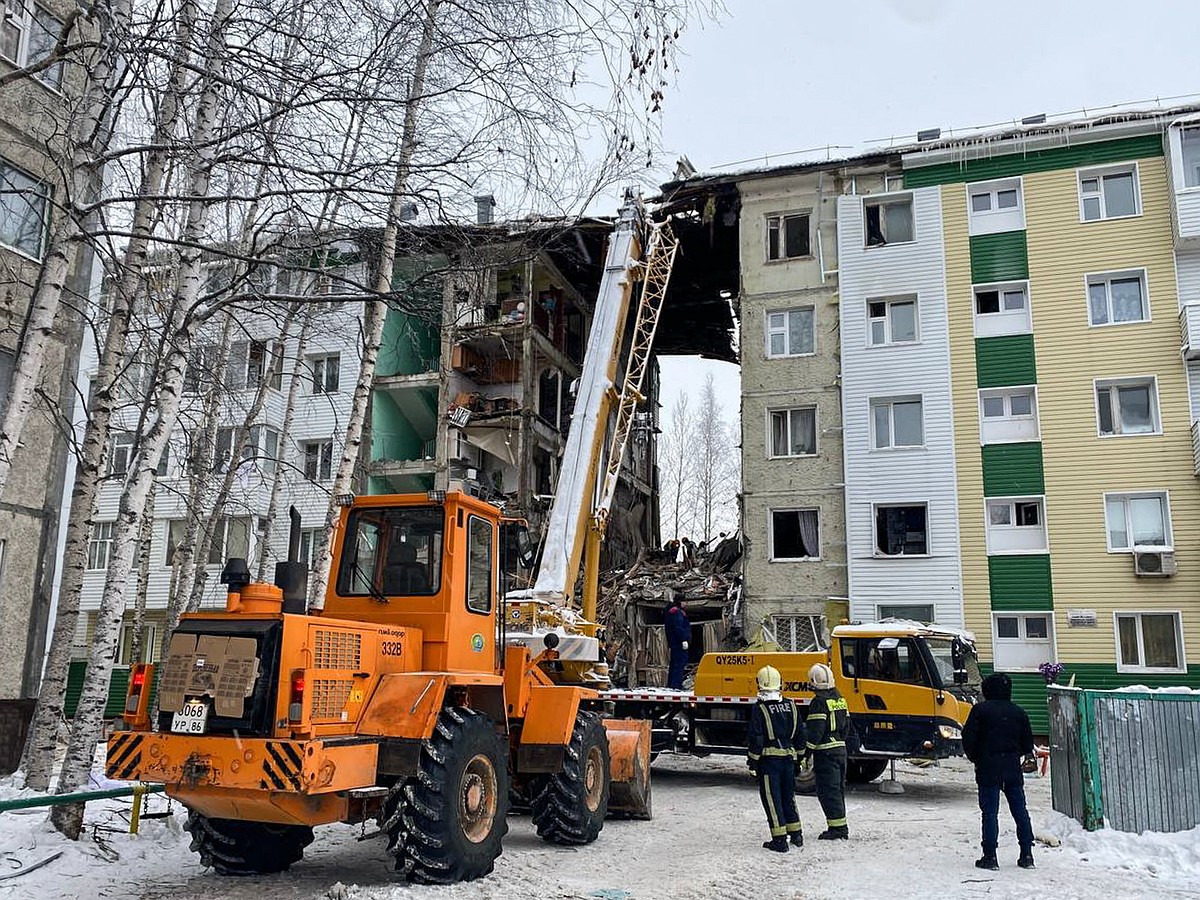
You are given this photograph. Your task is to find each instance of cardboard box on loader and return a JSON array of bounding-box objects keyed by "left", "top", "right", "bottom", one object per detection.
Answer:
[{"left": 107, "top": 494, "right": 651, "bottom": 885}]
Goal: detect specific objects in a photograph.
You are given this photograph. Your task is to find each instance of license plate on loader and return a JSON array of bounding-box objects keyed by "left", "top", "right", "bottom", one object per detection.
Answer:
[{"left": 171, "top": 700, "right": 209, "bottom": 734}]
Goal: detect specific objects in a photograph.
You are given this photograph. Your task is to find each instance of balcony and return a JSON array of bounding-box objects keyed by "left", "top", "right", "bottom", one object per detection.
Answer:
[{"left": 1180, "top": 305, "right": 1200, "bottom": 360}]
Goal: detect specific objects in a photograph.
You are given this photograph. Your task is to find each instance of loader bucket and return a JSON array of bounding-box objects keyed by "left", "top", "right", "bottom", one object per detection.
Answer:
[{"left": 603, "top": 718, "right": 652, "bottom": 820}]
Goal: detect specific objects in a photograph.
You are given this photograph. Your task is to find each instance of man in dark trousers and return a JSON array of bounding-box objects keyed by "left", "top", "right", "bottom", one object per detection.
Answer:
[
  {"left": 962, "top": 672, "right": 1036, "bottom": 870},
  {"left": 663, "top": 596, "right": 690, "bottom": 690},
  {"left": 805, "top": 663, "right": 852, "bottom": 840},
  {"left": 747, "top": 665, "right": 803, "bottom": 852}
]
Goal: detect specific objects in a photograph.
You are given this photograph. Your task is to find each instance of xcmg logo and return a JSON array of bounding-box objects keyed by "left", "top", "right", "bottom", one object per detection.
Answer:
[{"left": 783, "top": 681, "right": 815, "bottom": 692}]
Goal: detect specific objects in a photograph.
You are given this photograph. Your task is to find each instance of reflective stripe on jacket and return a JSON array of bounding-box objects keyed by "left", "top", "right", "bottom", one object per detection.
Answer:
[
  {"left": 805, "top": 689, "right": 850, "bottom": 752},
  {"left": 747, "top": 697, "right": 801, "bottom": 762}
]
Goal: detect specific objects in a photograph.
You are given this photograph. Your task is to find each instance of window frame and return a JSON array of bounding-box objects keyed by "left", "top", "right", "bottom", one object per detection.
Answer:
[
  {"left": 984, "top": 495, "right": 1049, "bottom": 555},
  {"left": 977, "top": 385, "right": 1040, "bottom": 444},
  {"left": 1085, "top": 269, "right": 1150, "bottom": 328},
  {"left": 1114, "top": 610, "right": 1186, "bottom": 675},
  {"left": 770, "top": 614, "right": 825, "bottom": 652},
  {"left": 966, "top": 177, "right": 1025, "bottom": 235},
  {"left": 87, "top": 521, "right": 114, "bottom": 570},
  {"left": 869, "top": 395, "right": 924, "bottom": 450},
  {"left": 764, "top": 306, "right": 815, "bottom": 359},
  {"left": 1093, "top": 376, "right": 1161, "bottom": 438},
  {"left": 465, "top": 514, "right": 494, "bottom": 615},
  {"left": 766, "top": 405, "right": 817, "bottom": 458},
  {"left": 311, "top": 353, "right": 341, "bottom": 394},
  {"left": 764, "top": 211, "right": 812, "bottom": 262},
  {"left": 972, "top": 279, "right": 1032, "bottom": 337},
  {"left": 118, "top": 621, "right": 160, "bottom": 666},
  {"left": 872, "top": 502, "right": 930, "bottom": 558},
  {"left": 1103, "top": 491, "right": 1173, "bottom": 553},
  {"left": 0, "top": 154, "right": 52, "bottom": 260},
  {"left": 1077, "top": 163, "right": 1142, "bottom": 223},
  {"left": 768, "top": 507, "right": 821, "bottom": 562},
  {"left": 1178, "top": 125, "right": 1200, "bottom": 191},
  {"left": 863, "top": 192, "right": 916, "bottom": 248},
  {"left": 866, "top": 294, "right": 919, "bottom": 347},
  {"left": 303, "top": 439, "right": 335, "bottom": 481},
  {"left": 991, "top": 612, "right": 1056, "bottom": 674},
  {"left": 875, "top": 603, "right": 936, "bottom": 624}
]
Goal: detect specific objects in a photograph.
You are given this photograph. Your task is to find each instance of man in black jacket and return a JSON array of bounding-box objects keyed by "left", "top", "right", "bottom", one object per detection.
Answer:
[
  {"left": 962, "top": 672, "right": 1036, "bottom": 870},
  {"left": 805, "top": 663, "right": 853, "bottom": 840}
]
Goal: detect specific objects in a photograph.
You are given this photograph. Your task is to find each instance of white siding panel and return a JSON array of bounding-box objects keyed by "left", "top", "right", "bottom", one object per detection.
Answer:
[
  {"left": 837, "top": 187, "right": 965, "bottom": 626},
  {"left": 1176, "top": 249, "right": 1200, "bottom": 306}
]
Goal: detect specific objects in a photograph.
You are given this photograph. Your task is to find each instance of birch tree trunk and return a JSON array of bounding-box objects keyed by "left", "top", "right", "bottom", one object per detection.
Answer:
[
  {"left": 309, "top": 0, "right": 442, "bottom": 607},
  {"left": 129, "top": 480, "right": 156, "bottom": 664},
  {"left": 257, "top": 306, "right": 312, "bottom": 580},
  {"left": 19, "top": 0, "right": 196, "bottom": 790},
  {"left": 51, "top": 0, "right": 236, "bottom": 838}
]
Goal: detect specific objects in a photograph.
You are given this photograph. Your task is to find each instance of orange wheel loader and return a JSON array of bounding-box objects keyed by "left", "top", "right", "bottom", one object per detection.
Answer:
[{"left": 106, "top": 492, "right": 652, "bottom": 883}]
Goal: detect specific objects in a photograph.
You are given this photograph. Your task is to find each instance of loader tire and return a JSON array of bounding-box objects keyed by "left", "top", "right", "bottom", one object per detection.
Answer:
[
  {"left": 846, "top": 758, "right": 890, "bottom": 784},
  {"left": 531, "top": 711, "right": 610, "bottom": 845},
  {"left": 385, "top": 706, "right": 510, "bottom": 884},
  {"left": 184, "top": 810, "right": 313, "bottom": 875}
]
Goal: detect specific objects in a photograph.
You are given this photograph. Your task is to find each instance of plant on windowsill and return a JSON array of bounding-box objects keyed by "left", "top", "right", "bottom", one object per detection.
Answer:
[{"left": 1039, "top": 661, "right": 1066, "bottom": 685}]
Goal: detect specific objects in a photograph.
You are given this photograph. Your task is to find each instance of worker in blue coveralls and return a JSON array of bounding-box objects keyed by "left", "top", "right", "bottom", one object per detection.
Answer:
[
  {"left": 664, "top": 595, "right": 690, "bottom": 689},
  {"left": 747, "top": 665, "right": 804, "bottom": 852}
]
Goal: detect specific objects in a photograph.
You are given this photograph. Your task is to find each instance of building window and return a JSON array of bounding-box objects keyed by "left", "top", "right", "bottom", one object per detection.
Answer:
[
  {"left": 0, "top": 156, "right": 51, "bottom": 259},
  {"left": 87, "top": 522, "right": 114, "bottom": 570},
  {"left": 208, "top": 517, "right": 251, "bottom": 566},
  {"left": 1087, "top": 271, "right": 1148, "bottom": 326},
  {"left": 1181, "top": 126, "right": 1200, "bottom": 189},
  {"left": 877, "top": 603, "right": 935, "bottom": 623},
  {"left": 1095, "top": 378, "right": 1159, "bottom": 436},
  {"left": 992, "top": 613, "right": 1054, "bottom": 672},
  {"left": 874, "top": 504, "right": 928, "bottom": 556},
  {"left": 973, "top": 281, "right": 1031, "bottom": 337},
  {"left": 870, "top": 396, "right": 923, "bottom": 449},
  {"left": 1079, "top": 165, "right": 1139, "bottom": 221},
  {"left": 986, "top": 497, "right": 1048, "bottom": 554},
  {"left": 246, "top": 425, "right": 280, "bottom": 475},
  {"left": 769, "top": 508, "right": 820, "bottom": 560},
  {"left": 165, "top": 520, "right": 187, "bottom": 565},
  {"left": 311, "top": 353, "right": 340, "bottom": 394},
  {"left": 1105, "top": 492, "right": 1171, "bottom": 551},
  {"left": 765, "top": 307, "right": 814, "bottom": 358},
  {"left": 107, "top": 431, "right": 135, "bottom": 477},
  {"left": 979, "top": 386, "right": 1039, "bottom": 444},
  {"left": 304, "top": 440, "right": 334, "bottom": 481},
  {"left": 768, "top": 407, "right": 817, "bottom": 457},
  {"left": 864, "top": 194, "right": 914, "bottom": 246},
  {"left": 228, "top": 339, "right": 283, "bottom": 390},
  {"left": 867, "top": 295, "right": 918, "bottom": 346},
  {"left": 1, "top": 2, "right": 63, "bottom": 89},
  {"left": 770, "top": 614, "right": 825, "bottom": 652},
  {"left": 967, "top": 178, "right": 1024, "bottom": 235},
  {"left": 766, "top": 212, "right": 811, "bottom": 261},
  {"left": 183, "top": 343, "right": 218, "bottom": 394},
  {"left": 298, "top": 527, "right": 323, "bottom": 569},
  {"left": 118, "top": 622, "right": 159, "bottom": 665},
  {"left": 1116, "top": 612, "right": 1184, "bottom": 673}
]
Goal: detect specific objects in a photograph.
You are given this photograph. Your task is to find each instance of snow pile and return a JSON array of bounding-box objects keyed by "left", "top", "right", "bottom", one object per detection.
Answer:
[
  {"left": 1111, "top": 684, "right": 1200, "bottom": 695},
  {"left": 1043, "top": 811, "right": 1200, "bottom": 884}
]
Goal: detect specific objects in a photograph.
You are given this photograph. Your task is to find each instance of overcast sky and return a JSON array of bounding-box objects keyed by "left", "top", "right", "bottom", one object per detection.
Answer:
[{"left": 653, "top": 0, "right": 1200, "bottom": 442}]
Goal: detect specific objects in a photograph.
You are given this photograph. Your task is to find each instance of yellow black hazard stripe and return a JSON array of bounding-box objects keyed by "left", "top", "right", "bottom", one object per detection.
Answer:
[
  {"left": 106, "top": 732, "right": 145, "bottom": 781},
  {"left": 260, "top": 741, "right": 304, "bottom": 791}
]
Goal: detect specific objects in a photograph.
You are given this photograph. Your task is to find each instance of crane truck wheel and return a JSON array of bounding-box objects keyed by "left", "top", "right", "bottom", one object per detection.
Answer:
[
  {"left": 531, "top": 711, "right": 610, "bottom": 845},
  {"left": 384, "top": 706, "right": 511, "bottom": 884},
  {"left": 846, "top": 758, "right": 890, "bottom": 784},
  {"left": 184, "top": 811, "right": 313, "bottom": 875}
]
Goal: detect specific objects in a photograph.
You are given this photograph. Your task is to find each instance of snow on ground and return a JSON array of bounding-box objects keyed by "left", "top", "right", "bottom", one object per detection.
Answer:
[{"left": 2, "top": 754, "right": 1198, "bottom": 900}]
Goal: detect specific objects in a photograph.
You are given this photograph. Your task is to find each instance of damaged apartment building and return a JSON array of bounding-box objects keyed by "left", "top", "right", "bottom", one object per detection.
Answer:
[{"left": 369, "top": 198, "right": 660, "bottom": 568}]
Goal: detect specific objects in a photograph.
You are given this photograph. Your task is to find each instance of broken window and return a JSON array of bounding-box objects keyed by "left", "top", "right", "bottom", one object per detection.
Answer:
[
  {"left": 874, "top": 504, "right": 928, "bottom": 556},
  {"left": 766, "top": 212, "right": 811, "bottom": 261},
  {"left": 538, "top": 369, "right": 561, "bottom": 428},
  {"left": 770, "top": 508, "right": 820, "bottom": 560},
  {"left": 864, "top": 195, "right": 915, "bottom": 247}
]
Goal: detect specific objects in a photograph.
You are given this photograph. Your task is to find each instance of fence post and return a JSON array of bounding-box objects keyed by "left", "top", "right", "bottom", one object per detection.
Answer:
[{"left": 1076, "top": 689, "right": 1105, "bottom": 831}]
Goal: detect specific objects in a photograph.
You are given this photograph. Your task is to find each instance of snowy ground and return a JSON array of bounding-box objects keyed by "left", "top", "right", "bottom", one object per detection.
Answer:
[{"left": 2, "top": 754, "right": 1198, "bottom": 900}]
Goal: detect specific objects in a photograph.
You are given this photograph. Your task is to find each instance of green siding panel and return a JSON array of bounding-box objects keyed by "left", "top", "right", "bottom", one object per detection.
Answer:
[
  {"left": 904, "top": 134, "right": 1166, "bottom": 188},
  {"left": 988, "top": 555, "right": 1053, "bottom": 608},
  {"left": 64, "top": 662, "right": 134, "bottom": 719},
  {"left": 970, "top": 231, "right": 1028, "bottom": 282},
  {"left": 978, "top": 665, "right": 1200, "bottom": 736},
  {"left": 982, "top": 442, "right": 1045, "bottom": 495},
  {"left": 976, "top": 335, "right": 1037, "bottom": 388}
]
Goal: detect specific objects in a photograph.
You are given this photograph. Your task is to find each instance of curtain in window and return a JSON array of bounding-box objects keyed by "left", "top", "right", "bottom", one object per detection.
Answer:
[
  {"left": 796, "top": 509, "right": 819, "bottom": 558},
  {"left": 1109, "top": 278, "right": 1144, "bottom": 322},
  {"left": 1117, "top": 616, "right": 1140, "bottom": 666},
  {"left": 771, "top": 412, "right": 788, "bottom": 456},
  {"left": 1129, "top": 497, "right": 1166, "bottom": 545},
  {"left": 791, "top": 409, "right": 816, "bottom": 454}
]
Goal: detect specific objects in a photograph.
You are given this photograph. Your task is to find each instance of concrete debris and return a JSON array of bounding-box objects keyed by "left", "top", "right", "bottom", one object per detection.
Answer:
[{"left": 597, "top": 536, "right": 744, "bottom": 688}]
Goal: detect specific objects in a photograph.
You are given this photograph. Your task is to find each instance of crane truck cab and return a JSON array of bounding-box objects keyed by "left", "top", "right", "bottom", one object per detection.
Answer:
[
  {"left": 106, "top": 492, "right": 651, "bottom": 884},
  {"left": 603, "top": 620, "right": 979, "bottom": 787}
]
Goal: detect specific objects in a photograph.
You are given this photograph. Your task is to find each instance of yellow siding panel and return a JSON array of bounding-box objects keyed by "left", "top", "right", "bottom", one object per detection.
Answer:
[
  {"left": 1024, "top": 157, "right": 1198, "bottom": 666},
  {"left": 942, "top": 184, "right": 993, "bottom": 658}
]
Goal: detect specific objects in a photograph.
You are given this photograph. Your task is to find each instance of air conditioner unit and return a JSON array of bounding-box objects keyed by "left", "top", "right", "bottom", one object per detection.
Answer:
[{"left": 1133, "top": 550, "right": 1176, "bottom": 577}]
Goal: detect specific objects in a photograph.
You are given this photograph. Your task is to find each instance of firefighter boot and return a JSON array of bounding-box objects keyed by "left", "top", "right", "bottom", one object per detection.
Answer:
[
  {"left": 762, "top": 837, "right": 789, "bottom": 853},
  {"left": 818, "top": 826, "right": 849, "bottom": 840},
  {"left": 789, "top": 831, "right": 804, "bottom": 848}
]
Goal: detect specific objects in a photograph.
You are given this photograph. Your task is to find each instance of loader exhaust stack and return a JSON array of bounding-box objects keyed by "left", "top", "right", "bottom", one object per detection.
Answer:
[{"left": 275, "top": 505, "right": 308, "bottom": 614}]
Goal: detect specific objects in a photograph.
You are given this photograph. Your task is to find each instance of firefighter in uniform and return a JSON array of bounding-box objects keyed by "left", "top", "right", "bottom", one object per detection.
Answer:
[
  {"left": 747, "top": 665, "right": 804, "bottom": 852},
  {"left": 805, "top": 663, "right": 852, "bottom": 840}
]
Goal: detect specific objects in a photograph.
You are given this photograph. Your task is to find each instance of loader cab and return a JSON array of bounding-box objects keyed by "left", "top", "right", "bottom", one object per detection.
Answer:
[{"left": 323, "top": 492, "right": 501, "bottom": 673}]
